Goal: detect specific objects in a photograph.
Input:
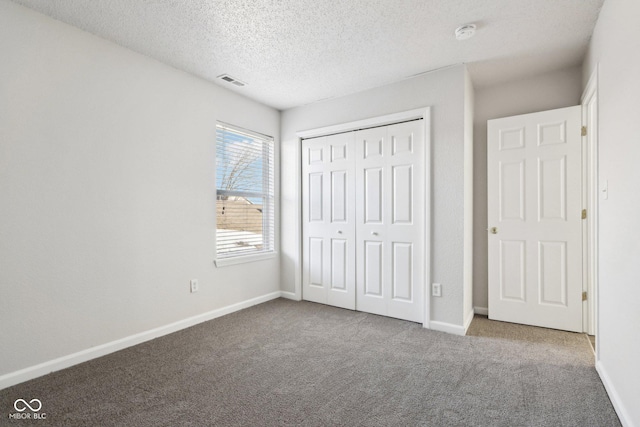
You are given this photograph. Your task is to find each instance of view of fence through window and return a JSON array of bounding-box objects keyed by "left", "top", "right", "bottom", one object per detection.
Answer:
[{"left": 215, "top": 123, "right": 274, "bottom": 258}]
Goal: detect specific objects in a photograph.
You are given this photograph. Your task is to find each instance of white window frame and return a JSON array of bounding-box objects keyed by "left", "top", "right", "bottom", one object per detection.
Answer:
[{"left": 214, "top": 122, "right": 276, "bottom": 267}]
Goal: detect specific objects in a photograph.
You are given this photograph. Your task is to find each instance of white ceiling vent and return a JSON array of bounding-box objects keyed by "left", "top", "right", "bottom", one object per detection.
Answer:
[{"left": 217, "top": 74, "right": 246, "bottom": 87}]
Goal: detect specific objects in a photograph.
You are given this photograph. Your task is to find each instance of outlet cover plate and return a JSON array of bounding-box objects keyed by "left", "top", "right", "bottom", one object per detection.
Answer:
[{"left": 432, "top": 283, "right": 442, "bottom": 297}]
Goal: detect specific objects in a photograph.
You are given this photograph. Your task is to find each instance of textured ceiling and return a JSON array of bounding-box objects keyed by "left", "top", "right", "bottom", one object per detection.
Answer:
[{"left": 10, "top": 0, "right": 604, "bottom": 110}]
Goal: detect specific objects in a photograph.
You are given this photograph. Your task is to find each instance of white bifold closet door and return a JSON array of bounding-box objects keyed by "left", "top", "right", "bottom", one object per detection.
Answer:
[{"left": 302, "top": 120, "right": 424, "bottom": 323}]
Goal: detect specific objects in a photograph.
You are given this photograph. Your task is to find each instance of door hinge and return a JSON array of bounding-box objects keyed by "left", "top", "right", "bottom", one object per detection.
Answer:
[
  {"left": 581, "top": 126, "right": 587, "bottom": 136},
  {"left": 582, "top": 291, "right": 588, "bottom": 301},
  {"left": 582, "top": 209, "right": 587, "bottom": 219}
]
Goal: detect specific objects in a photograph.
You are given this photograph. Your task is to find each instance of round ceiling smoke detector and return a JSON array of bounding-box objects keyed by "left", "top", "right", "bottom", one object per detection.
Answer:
[{"left": 455, "top": 24, "right": 476, "bottom": 40}]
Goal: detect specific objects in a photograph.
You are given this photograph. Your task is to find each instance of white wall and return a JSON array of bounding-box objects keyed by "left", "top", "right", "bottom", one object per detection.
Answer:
[
  {"left": 281, "top": 65, "right": 469, "bottom": 328},
  {"left": 583, "top": 0, "right": 640, "bottom": 424},
  {"left": 472, "top": 67, "right": 583, "bottom": 311},
  {"left": 0, "top": 0, "right": 280, "bottom": 380}
]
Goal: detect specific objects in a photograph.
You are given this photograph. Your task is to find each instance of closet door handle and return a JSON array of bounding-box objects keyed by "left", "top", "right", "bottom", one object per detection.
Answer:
[
  {"left": 337, "top": 230, "right": 343, "bottom": 234},
  {"left": 371, "top": 231, "right": 378, "bottom": 236}
]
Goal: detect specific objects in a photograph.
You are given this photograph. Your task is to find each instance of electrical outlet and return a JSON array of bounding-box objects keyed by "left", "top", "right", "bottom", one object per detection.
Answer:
[
  {"left": 190, "top": 279, "right": 199, "bottom": 293},
  {"left": 432, "top": 283, "right": 442, "bottom": 297}
]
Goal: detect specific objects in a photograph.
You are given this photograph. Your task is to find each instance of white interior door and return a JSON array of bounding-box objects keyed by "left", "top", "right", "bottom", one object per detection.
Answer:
[
  {"left": 487, "top": 106, "right": 583, "bottom": 332},
  {"left": 355, "top": 120, "right": 424, "bottom": 323},
  {"left": 302, "top": 132, "right": 356, "bottom": 309}
]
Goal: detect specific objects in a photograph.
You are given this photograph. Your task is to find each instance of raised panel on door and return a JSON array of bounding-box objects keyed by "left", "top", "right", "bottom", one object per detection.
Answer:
[
  {"left": 330, "top": 140, "right": 347, "bottom": 162},
  {"left": 538, "top": 156, "right": 567, "bottom": 221},
  {"left": 364, "top": 168, "right": 383, "bottom": 224},
  {"left": 308, "top": 172, "right": 324, "bottom": 222},
  {"left": 391, "top": 129, "right": 414, "bottom": 155},
  {"left": 499, "top": 127, "right": 525, "bottom": 151},
  {"left": 331, "top": 171, "right": 347, "bottom": 223},
  {"left": 364, "top": 240, "right": 383, "bottom": 297},
  {"left": 392, "top": 165, "right": 412, "bottom": 224},
  {"left": 537, "top": 121, "right": 566, "bottom": 146},
  {"left": 363, "top": 132, "right": 383, "bottom": 159},
  {"left": 538, "top": 241, "right": 567, "bottom": 306},
  {"left": 308, "top": 146, "right": 323, "bottom": 165},
  {"left": 499, "top": 240, "right": 526, "bottom": 302},
  {"left": 308, "top": 238, "right": 323, "bottom": 287},
  {"left": 330, "top": 238, "right": 348, "bottom": 291},
  {"left": 391, "top": 242, "right": 412, "bottom": 301},
  {"left": 488, "top": 106, "right": 582, "bottom": 332},
  {"left": 499, "top": 160, "right": 525, "bottom": 222}
]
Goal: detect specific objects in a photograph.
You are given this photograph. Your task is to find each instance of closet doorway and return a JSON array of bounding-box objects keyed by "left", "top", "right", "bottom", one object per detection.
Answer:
[{"left": 299, "top": 109, "right": 431, "bottom": 324}]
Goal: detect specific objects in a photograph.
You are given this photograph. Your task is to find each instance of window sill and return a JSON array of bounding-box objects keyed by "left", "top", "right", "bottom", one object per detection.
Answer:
[{"left": 214, "top": 252, "right": 278, "bottom": 268}]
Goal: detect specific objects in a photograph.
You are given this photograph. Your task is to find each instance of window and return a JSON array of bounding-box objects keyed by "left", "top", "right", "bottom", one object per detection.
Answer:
[{"left": 215, "top": 123, "right": 275, "bottom": 263}]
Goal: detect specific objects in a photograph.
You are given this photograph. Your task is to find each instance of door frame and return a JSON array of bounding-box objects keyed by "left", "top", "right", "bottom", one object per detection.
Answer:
[
  {"left": 581, "top": 66, "right": 599, "bottom": 340},
  {"left": 296, "top": 107, "right": 432, "bottom": 328}
]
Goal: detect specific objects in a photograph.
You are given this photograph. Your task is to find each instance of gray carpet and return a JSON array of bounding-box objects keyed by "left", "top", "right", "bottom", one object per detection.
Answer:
[{"left": 0, "top": 299, "right": 620, "bottom": 426}]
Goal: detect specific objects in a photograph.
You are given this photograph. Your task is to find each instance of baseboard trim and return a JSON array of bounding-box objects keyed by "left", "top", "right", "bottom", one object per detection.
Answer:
[
  {"left": 279, "top": 291, "right": 299, "bottom": 301},
  {"left": 429, "top": 320, "right": 467, "bottom": 336},
  {"left": 596, "top": 361, "right": 632, "bottom": 427},
  {"left": 0, "top": 291, "right": 283, "bottom": 390},
  {"left": 463, "top": 309, "right": 475, "bottom": 335},
  {"left": 474, "top": 306, "right": 488, "bottom": 316}
]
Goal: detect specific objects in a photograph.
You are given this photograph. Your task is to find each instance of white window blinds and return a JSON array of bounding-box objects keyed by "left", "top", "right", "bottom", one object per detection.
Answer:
[{"left": 216, "top": 123, "right": 274, "bottom": 259}]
